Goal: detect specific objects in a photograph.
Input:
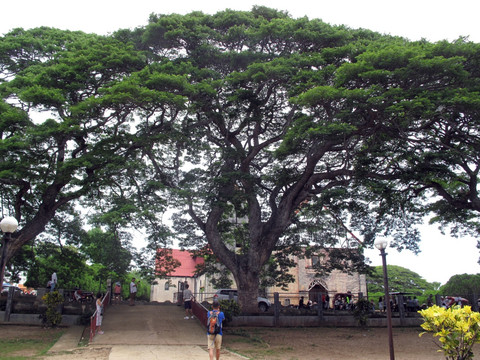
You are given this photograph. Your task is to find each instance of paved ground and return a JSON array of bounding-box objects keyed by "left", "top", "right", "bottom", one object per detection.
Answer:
[{"left": 49, "top": 303, "right": 245, "bottom": 359}]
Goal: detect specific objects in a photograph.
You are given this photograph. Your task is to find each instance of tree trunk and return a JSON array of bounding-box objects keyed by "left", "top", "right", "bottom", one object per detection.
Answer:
[{"left": 235, "top": 268, "right": 261, "bottom": 313}]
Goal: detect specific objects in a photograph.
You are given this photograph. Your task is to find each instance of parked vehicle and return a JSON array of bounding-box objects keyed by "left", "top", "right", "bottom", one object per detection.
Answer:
[
  {"left": 443, "top": 296, "right": 469, "bottom": 308},
  {"left": 1, "top": 284, "right": 24, "bottom": 296},
  {"left": 67, "top": 288, "right": 94, "bottom": 303},
  {"left": 214, "top": 289, "right": 271, "bottom": 312}
]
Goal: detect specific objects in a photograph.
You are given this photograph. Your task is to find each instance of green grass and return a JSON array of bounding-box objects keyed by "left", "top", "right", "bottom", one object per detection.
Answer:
[{"left": 0, "top": 330, "right": 64, "bottom": 359}]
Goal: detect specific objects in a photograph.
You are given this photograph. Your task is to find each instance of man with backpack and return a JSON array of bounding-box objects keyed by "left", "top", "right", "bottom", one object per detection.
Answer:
[{"left": 207, "top": 300, "right": 225, "bottom": 360}]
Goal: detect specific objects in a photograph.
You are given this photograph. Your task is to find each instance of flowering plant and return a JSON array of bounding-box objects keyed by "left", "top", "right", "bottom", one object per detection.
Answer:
[
  {"left": 40, "top": 291, "right": 64, "bottom": 327},
  {"left": 418, "top": 305, "right": 480, "bottom": 360}
]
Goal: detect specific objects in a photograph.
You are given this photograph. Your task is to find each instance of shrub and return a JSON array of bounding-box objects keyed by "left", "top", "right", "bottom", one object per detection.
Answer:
[
  {"left": 418, "top": 305, "right": 480, "bottom": 360},
  {"left": 40, "top": 291, "right": 63, "bottom": 327},
  {"left": 218, "top": 299, "right": 241, "bottom": 324},
  {"left": 351, "top": 298, "right": 371, "bottom": 327}
]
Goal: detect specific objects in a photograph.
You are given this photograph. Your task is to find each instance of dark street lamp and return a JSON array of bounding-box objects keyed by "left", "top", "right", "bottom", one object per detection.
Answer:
[
  {"left": 0, "top": 216, "right": 19, "bottom": 287},
  {"left": 374, "top": 237, "right": 395, "bottom": 360}
]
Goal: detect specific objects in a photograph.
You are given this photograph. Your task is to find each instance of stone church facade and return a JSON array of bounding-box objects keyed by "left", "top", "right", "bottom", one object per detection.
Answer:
[
  {"left": 151, "top": 248, "right": 367, "bottom": 307},
  {"left": 268, "top": 253, "right": 367, "bottom": 307}
]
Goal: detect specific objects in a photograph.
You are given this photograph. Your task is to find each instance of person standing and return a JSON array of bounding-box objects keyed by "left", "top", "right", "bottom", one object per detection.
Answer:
[
  {"left": 379, "top": 296, "right": 384, "bottom": 312},
  {"left": 129, "top": 278, "right": 137, "bottom": 306},
  {"left": 183, "top": 283, "right": 194, "bottom": 319},
  {"left": 207, "top": 300, "right": 225, "bottom": 360},
  {"left": 96, "top": 293, "right": 104, "bottom": 334},
  {"left": 299, "top": 296, "right": 304, "bottom": 309},
  {"left": 114, "top": 282, "right": 121, "bottom": 304},
  {"left": 50, "top": 272, "right": 57, "bottom": 291}
]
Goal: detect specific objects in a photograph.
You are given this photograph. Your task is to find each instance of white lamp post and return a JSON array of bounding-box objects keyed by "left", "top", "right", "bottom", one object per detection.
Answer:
[
  {"left": 374, "top": 237, "right": 395, "bottom": 360},
  {"left": 0, "top": 216, "right": 19, "bottom": 287}
]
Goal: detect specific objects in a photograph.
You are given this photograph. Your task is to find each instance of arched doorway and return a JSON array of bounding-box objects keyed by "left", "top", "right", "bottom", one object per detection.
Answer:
[{"left": 308, "top": 279, "right": 328, "bottom": 304}]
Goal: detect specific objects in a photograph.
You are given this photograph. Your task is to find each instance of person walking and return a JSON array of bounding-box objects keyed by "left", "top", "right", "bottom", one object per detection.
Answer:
[
  {"left": 96, "top": 293, "right": 104, "bottom": 334},
  {"left": 207, "top": 300, "right": 225, "bottom": 360},
  {"left": 183, "top": 283, "right": 194, "bottom": 319},
  {"left": 129, "top": 278, "right": 137, "bottom": 306}
]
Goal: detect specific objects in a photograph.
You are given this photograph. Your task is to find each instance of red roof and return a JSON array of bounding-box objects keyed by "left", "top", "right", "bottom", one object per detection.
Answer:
[{"left": 156, "top": 249, "right": 204, "bottom": 277}]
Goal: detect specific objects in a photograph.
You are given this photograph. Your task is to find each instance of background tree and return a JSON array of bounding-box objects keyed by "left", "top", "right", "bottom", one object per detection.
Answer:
[
  {"left": 440, "top": 273, "right": 480, "bottom": 305},
  {"left": 80, "top": 227, "right": 132, "bottom": 290},
  {"left": 24, "top": 242, "right": 91, "bottom": 290},
  {"left": 368, "top": 265, "right": 436, "bottom": 294},
  {"left": 0, "top": 27, "right": 176, "bottom": 284}
]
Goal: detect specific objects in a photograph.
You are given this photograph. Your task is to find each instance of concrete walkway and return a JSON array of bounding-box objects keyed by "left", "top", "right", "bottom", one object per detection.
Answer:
[{"left": 50, "top": 303, "right": 246, "bottom": 359}]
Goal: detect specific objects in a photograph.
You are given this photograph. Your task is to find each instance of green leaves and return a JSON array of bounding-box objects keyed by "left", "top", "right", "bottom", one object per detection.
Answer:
[
  {"left": 419, "top": 305, "right": 480, "bottom": 360},
  {"left": 1, "top": 9, "right": 480, "bottom": 309},
  {"left": 367, "top": 265, "right": 435, "bottom": 294}
]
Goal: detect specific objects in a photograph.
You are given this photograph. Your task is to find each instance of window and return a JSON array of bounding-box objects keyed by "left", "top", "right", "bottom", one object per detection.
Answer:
[
  {"left": 311, "top": 256, "right": 320, "bottom": 268},
  {"left": 165, "top": 282, "right": 169, "bottom": 290}
]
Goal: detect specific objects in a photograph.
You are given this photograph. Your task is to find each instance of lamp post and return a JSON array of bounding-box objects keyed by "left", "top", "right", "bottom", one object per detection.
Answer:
[
  {"left": 374, "top": 237, "right": 395, "bottom": 360},
  {"left": 0, "top": 216, "right": 19, "bottom": 287}
]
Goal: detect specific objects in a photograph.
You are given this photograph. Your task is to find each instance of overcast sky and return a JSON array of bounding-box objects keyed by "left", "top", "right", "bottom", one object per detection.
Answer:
[{"left": 2, "top": 0, "right": 480, "bottom": 285}]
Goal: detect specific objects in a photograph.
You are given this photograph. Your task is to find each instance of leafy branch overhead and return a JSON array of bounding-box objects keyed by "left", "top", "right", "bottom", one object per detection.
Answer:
[{"left": 1, "top": 7, "right": 480, "bottom": 312}]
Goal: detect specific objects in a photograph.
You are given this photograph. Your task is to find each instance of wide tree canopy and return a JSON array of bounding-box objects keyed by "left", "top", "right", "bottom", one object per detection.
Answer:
[
  {"left": 1, "top": 8, "right": 480, "bottom": 312},
  {"left": 349, "top": 39, "right": 480, "bottom": 238},
  {"left": 115, "top": 8, "right": 480, "bottom": 310},
  {"left": 367, "top": 265, "right": 437, "bottom": 295}
]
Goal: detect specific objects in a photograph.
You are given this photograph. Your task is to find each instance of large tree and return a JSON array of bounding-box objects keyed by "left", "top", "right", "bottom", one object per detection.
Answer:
[
  {"left": 128, "top": 8, "right": 480, "bottom": 311},
  {"left": 2, "top": 9, "right": 479, "bottom": 314},
  {"left": 0, "top": 27, "right": 158, "bottom": 284},
  {"left": 116, "top": 8, "right": 442, "bottom": 311}
]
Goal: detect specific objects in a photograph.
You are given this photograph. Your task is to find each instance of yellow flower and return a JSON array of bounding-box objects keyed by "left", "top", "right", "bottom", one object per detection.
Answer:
[{"left": 418, "top": 305, "right": 480, "bottom": 360}]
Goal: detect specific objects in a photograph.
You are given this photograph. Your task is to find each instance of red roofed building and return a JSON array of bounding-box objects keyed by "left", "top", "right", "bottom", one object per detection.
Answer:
[
  {"left": 151, "top": 247, "right": 366, "bottom": 307},
  {"left": 151, "top": 249, "right": 211, "bottom": 303}
]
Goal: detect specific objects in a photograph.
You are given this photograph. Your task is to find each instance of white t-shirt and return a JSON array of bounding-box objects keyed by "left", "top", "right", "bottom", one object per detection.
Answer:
[
  {"left": 130, "top": 281, "right": 137, "bottom": 293},
  {"left": 51, "top": 272, "right": 57, "bottom": 284}
]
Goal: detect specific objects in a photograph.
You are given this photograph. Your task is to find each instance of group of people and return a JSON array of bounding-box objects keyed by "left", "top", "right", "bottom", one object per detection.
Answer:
[
  {"left": 95, "top": 277, "right": 138, "bottom": 337},
  {"left": 46, "top": 274, "right": 224, "bottom": 358},
  {"left": 111, "top": 277, "right": 138, "bottom": 306},
  {"left": 377, "top": 295, "right": 425, "bottom": 312},
  {"left": 334, "top": 293, "right": 353, "bottom": 310},
  {"left": 298, "top": 296, "right": 312, "bottom": 309}
]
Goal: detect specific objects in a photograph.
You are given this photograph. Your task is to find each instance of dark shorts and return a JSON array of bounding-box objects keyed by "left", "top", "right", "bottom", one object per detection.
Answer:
[{"left": 184, "top": 300, "right": 192, "bottom": 309}]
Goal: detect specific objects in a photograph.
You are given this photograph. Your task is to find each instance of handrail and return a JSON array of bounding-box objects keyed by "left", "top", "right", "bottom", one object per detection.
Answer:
[
  {"left": 192, "top": 300, "right": 209, "bottom": 328},
  {"left": 89, "top": 291, "right": 110, "bottom": 342}
]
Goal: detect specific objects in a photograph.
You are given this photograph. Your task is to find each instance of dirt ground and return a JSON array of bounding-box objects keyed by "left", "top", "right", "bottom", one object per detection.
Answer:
[
  {"left": 3, "top": 324, "right": 480, "bottom": 359},
  {"left": 223, "top": 326, "right": 474, "bottom": 359}
]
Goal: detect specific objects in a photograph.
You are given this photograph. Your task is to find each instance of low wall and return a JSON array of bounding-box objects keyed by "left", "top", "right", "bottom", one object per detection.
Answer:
[
  {"left": 230, "top": 315, "right": 423, "bottom": 327},
  {"left": 0, "top": 311, "right": 81, "bottom": 326},
  {"left": 1, "top": 288, "right": 95, "bottom": 326}
]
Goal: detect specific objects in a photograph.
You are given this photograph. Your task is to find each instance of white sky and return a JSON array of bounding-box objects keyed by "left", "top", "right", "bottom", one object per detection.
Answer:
[{"left": 2, "top": 0, "right": 480, "bottom": 285}]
